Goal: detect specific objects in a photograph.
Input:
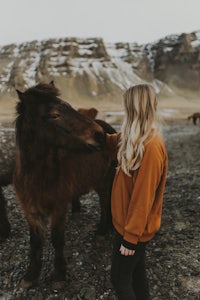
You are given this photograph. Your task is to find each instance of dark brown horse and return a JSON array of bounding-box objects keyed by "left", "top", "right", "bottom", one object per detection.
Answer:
[
  {"left": 0, "top": 187, "right": 9, "bottom": 240},
  {"left": 0, "top": 165, "right": 14, "bottom": 241},
  {"left": 72, "top": 107, "right": 117, "bottom": 213},
  {"left": 188, "top": 112, "right": 200, "bottom": 125},
  {"left": 13, "top": 82, "right": 115, "bottom": 288},
  {"left": 0, "top": 108, "right": 116, "bottom": 242}
]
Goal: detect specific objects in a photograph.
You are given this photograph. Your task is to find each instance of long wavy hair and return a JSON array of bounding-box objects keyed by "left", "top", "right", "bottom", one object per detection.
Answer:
[{"left": 117, "top": 84, "right": 160, "bottom": 176}]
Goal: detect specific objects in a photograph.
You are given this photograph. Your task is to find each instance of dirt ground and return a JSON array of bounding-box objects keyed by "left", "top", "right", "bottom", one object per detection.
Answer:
[{"left": 0, "top": 118, "right": 200, "bottom": 300}]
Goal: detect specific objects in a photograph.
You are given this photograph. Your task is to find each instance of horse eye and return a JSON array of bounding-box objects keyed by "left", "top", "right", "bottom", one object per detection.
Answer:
[{"left": 49, "top": 114, "right": 60, "bottom": 120}]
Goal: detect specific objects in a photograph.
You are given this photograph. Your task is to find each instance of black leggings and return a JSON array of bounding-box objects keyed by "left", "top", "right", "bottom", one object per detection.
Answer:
[{"left": 111, "top": 232, "right": 150, "bottom": 300}]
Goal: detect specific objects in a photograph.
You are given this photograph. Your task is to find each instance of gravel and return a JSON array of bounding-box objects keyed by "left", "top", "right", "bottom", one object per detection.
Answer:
[{"left": 0, "top": 120, "right": 200, "bottom": 300}]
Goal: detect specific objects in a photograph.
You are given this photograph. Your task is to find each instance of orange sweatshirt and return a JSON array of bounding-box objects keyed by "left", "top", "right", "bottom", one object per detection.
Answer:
[{"left": 106, "top": 133, "right": 168, "bottom": 246}]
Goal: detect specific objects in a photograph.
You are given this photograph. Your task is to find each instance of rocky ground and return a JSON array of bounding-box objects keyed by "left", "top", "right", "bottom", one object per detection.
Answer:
[{"left": 0, "top": 120, "right": 200, "bottom": 300}]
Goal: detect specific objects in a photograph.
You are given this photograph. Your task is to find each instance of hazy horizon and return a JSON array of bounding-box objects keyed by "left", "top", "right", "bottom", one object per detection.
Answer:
[{"left": 0, "top": 0, "right": 200, "bottom": 46}]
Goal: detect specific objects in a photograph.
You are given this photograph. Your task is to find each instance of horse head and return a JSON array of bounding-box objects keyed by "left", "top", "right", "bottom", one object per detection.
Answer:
[{"left": 15, "top": 83, "right": 105, "bottom": 154}]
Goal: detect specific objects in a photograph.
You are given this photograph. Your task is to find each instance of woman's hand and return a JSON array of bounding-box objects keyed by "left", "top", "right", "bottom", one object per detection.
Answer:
[{"left": 120, "top": 244, "right": 135, "bottom": 256}]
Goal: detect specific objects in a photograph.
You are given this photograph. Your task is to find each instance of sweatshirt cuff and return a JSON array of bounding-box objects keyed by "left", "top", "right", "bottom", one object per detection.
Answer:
[
  {"left": 123, "top": 231, "right": 139, "bottom": 245},
  {"left": 122, "top": 239, "right": 137, "bottom": 250}
]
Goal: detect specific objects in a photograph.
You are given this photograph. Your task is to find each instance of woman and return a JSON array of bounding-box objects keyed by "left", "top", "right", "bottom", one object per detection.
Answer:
[{"left": 106, "top": 84, "right": 168, "bottom": 300}]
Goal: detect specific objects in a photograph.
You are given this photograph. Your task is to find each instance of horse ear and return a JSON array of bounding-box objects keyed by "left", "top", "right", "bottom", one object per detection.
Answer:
[
  {"left": 16, "top": 89, "right": 24, "bottom": 101},
  {"left": 49, "top": 80, "right": 55, "bottom": 86}
]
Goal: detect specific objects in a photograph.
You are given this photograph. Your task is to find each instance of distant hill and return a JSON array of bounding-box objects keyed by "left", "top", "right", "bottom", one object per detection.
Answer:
[{"left": 0, "top": 30, "right": 200, "bottom": 105}]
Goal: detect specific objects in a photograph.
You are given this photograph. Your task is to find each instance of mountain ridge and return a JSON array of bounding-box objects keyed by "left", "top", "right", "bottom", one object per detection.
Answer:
[{"left": 0, "top": 30, "right": 199, "bottom": 105}]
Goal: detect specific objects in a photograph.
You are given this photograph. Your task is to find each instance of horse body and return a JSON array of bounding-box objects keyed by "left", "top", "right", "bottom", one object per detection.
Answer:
[
  {"left": 0, "top": 108, "right": 116, "bottom": 242},
  {"left": 15, "top": 148, "right": 112, "bottom": 231},
  {"left": 13, "top": 83, "right": 115, "bottom": 288},
  {"left": 188, "top": 112, "right": 200, "bottom": 125}
]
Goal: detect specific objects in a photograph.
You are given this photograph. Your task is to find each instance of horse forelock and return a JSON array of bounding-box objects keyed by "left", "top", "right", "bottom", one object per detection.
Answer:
[
  {"left": 15, "top": 83, "right": 62, "bottom": 118},
  {"left": 24, "top": 83, "right": 60, "bottom": 98}
]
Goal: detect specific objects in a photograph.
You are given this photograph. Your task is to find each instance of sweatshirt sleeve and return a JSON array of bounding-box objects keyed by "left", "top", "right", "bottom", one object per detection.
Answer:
[{"left": 123, "top": 139, "right": 167, "bottom": 245}]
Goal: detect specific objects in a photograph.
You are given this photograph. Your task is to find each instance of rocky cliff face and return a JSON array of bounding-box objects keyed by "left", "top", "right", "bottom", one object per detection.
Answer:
[
  {"left": 0, "top": 31, "right": 199, "bottom": 101},
  {"left": 145, "top": 32, "right": 200, "bottom": 91}
]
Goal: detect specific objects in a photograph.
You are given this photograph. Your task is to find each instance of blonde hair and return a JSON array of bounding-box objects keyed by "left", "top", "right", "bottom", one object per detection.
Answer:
[{"left": 117, "top": 84, "right": 160, "bottom": 176}]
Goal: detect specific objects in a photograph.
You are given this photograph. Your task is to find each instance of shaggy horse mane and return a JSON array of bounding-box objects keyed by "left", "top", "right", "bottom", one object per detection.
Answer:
[{"left": 24, "top": 82, "right": 60, "bottom": 98}]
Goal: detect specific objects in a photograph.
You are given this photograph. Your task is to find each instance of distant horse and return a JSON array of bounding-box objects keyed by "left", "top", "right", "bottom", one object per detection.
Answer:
[
  {"left": 188, "top": 112, "right": 200, "bottom": 125},
  {"left": 13, "top": 82, "right": 115, "bottom": 288}
]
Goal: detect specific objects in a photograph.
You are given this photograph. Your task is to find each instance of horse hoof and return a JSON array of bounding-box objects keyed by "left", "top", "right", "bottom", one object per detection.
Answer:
[
  {"left": 52, "top": 280, "right": 66, "bottom": 290},
  {"left": 19, "top": 279, "right": 34, "bottom": 289}
]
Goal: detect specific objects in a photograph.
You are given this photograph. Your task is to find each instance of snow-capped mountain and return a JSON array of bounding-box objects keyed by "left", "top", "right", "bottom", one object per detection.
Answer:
[{"left": 0, "top": 30, "right": 199, "bottom": 101}]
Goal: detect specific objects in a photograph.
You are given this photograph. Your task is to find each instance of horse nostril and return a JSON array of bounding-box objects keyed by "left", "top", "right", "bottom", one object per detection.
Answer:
[{"left": 94, "top": 131, "right": 106, "bottom": 147}]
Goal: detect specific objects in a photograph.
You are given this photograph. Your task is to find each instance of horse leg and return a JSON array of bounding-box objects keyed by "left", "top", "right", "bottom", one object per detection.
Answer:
[
  {"left": 20, "top": 226, "right": 43, "bottom": 288},
  {"left": 96, "top": 188, "right": 112, "bottom": 235},
  {"left": 71, "top": 197, "right": 81, "bottom": 213},
  {"left": 193, "top": 116, "right": 197, "bottom": 125},
  {"left": 96, "top": 161, "right": 116, "bottom": 235},
  {"left": 0, "top": 187, "right": 11, "bottom": 241},
  {"left": 50, "top": 214, "right": 66, "bottom": 288},
  {"left": 96, "top": 177, "right": 113, "bottom": 235}
]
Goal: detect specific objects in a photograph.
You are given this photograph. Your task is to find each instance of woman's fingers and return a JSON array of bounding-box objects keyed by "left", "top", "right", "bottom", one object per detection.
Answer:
[{"left": 119, "top": 244, "right": 135, "bottom": 256}]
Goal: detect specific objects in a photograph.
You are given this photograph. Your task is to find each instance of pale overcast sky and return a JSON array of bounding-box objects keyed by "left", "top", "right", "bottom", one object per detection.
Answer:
[{"left": 0, "top": 0, "right": 200, "bottom": 46}]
